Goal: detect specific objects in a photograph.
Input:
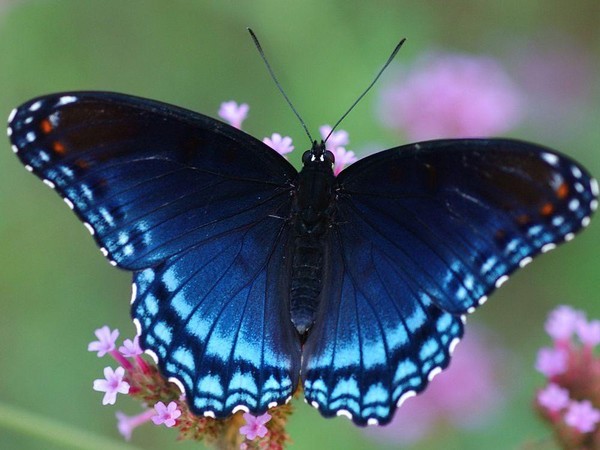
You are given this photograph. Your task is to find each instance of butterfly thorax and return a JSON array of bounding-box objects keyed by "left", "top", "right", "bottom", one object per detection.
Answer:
[{"left": 289, "top": 142, "right": 336, "bottom": 338}]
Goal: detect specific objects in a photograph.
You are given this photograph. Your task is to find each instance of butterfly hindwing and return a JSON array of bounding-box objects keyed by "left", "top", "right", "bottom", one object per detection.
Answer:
[
  {"left": 132, "top": 209, "right": 301, "bottom": 417},
  {"left": 8, "top": 92, "right": 297, "bottom": 269},
  {"left": 302, "top": 139, "right": 597, "bottom": 425},
  {"left": 302, "top": 224, "right": 463, "bottom": 425}
]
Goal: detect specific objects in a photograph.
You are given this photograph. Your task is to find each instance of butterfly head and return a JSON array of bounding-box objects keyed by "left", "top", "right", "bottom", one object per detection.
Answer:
[{"left": 302, "top": 140, "right": 335, "bottom": 169}]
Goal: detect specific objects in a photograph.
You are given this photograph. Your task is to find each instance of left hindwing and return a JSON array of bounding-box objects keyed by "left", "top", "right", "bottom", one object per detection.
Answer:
[{"left": 302, "top": 139, "right": 597, "bottom": 425}]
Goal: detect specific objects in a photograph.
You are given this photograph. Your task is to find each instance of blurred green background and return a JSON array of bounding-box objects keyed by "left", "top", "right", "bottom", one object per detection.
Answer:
[{"left": 1, "top": 1, "right": 598, "bottom": 449}]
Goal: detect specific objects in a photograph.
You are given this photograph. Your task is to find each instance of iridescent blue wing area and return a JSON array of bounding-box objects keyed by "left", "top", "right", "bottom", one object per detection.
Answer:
[
  {"left": 132, "top": 213, "right": 300, "bottom": 417},
  {"left": 302, "top": 139, "right": 598, "bottom": 425},
  {"left": 8, "top": 92, "right": 301, "bottom": 416}
]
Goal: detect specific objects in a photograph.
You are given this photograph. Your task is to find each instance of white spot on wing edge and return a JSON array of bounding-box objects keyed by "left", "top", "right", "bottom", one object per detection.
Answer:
[
  {"left": 57, "top": 95, "right": 78, "bottom": 106},
  {"left": 63, "top": 197, "right": 74, "bottom": 209},
  {"left": 541, "top": 152, "right": 559, "bottom": 166},
  {"left": 25, "top": 164, "right": 33, "bottom": 172},
  {"left": 564, "top": 232, "right": 575, "bottom": 242},
  {"left": 109, "top": 260, "right": 118, "bottom": 267},
  {"left": 168, "top": 376, "right": 186, "bottom": 395},
  {"left": 367, "top": 418, "right": 379, "bottom": 426},
  {"left": 427, "top": 366, "right": 443, "bottom": 382},
  {"left": 591, "top": 179, "right": 599, "bottom": 197},
  {"left": 519, "top": 256, "right": 533, "bottom": 268},
  {"left": 11, "top": 144, "right": 18, "bottom": 153},
  {"left": 43, "top": 179, "right": 55, "bottom": 189},
  {"left": 203, "top": 411, "right": 216, "bottom": 418},
  {"left": 582, "top": 216, "right": 591, "bottom": 227},
  {"left": 133, "top": 318, "right": 142, "bottom": 336},
  {"left": 495, "top": 274, "right": 509, "bottom": 289},
  {"left": 571, "top": 165, "right": 582, "bottom": 179},
  {"left": 477, "top": 295, "right": 488, "bottom": 306},
  {"left": 267, "top": 401, "right": 278, "bottom": 409},
  {"left": 8, "top": 107, "right": 17, "bottom": 123},
  {"left": 336, "top": 409, "right": 353, "bottom": 419},
  {"left": 130, "top": 283, "right": 137, "bottom": 304},
  {"left": 83, "top": 222, "right": 95, "bottom": 235},
  {"left": 100, "top": 247, "right": 108, "bottom": 256},
  {"left": 310, "top": 400, "right": 319, "bottom": 409},
  {"left": 591, "top": 200, "right": 598, "bottom": 212},
  {"left": 396, "top": 390, "right": 416, "bottom": 407},
  {"left": 449, "top": 337, "right": 461, "bottom": 355},
  {"left": 285, "top": 396, "right": 292, "bottom": 404},
  {"left": 232, "top": 405, "right": 249, "bottom": 414},
  {"left": 29, "top": 100, "right": 42, "bottom": 112},
  {"left": 466, "top": 306, "right": 475, "bottom": 314},
  {"left": 7, "top": 126, "right": 12, "bottom": 137},
  {"left": 145, "top": 349, "right": 159, "bottom": 364},
  {"left": 541, "top": 243, "right": 557, "bottom": 253}
]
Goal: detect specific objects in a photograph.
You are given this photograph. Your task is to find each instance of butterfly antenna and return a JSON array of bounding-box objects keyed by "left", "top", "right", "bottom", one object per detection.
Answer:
[
  {"left": 324, "top": 38, "right": 406, "bottom": 143},
  {"left": 248, "top": 28, "right": 314, "bottom": 144}
]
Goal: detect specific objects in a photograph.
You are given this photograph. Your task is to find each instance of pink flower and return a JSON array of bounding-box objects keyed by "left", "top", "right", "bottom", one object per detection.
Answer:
[
  {"left": 263, "top": 133, "right": 294, "bottom": 156},
  {"left": 319, "top": 125, "right": 356, "bottom": 175},
  {"left": 331, "top": 147, "right": 357, "bottom": 176},
  {"left": 119, "top": 336, "right": 143, "bottom": 357},
  {"left": 239, "top": 412, "right": 271, "bottom": 440},
  {"left": 545, "top": 305, "right": 585, "bottom": 342},
  {"left": 535, "top": 347, "right": 568, "bottom": 377},
  {"left": 537, "top": 383, "right": 570, "bottom": 412},
  {"left": 320, "top": 125, "right": 349, "bottom": 149},
  {"left": 93, "top": 366, "right": 130, "bottom": 405},
  {"left": 115, "top": 409, "right": 155, "bottom": 441},
  {"left": 565, "top": 400, "right": 600, "bottom": 433},
  {"left": 88, "top": 326, "right": 119, "bottom": 357},
  {"left": 378, "top": 53, "right": 523, "bottom": 141},
  {"left": 218, "top": 101, "right": 249, "bottom": 129},
  {"left": 576, "top": 319, "right": 600, "bottom": 347},
  {"left": 363, "top": 328, "right": 504, "bottom": 445},
  {"left": 152, "top": 401, "right": 181, "bottom": 427}
]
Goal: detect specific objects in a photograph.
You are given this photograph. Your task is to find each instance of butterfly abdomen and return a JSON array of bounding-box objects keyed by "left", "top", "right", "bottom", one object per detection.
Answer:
[
  {"left": 290, "top": 143, "right": 336, "bottom": 336},
  {"left": 290, "top": 236, "right": 325, "bottom": 336}
]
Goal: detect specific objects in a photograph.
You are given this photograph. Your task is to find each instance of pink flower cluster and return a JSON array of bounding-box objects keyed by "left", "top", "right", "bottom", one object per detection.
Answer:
[
  {"left": 88, "top": 325, "right": 290, "bottom": 449},
  {"left": 378, "top": 52, "right": 523, "bottom": 141},
  {"left": 88, "top": 326, "right": 179, "bottom": 436},
  {"left": 363, "top": 328, "right": 504, "bottom": 445},
  {"left": 535, "top": 306, "right": 600, "bottom": 447},
  {"left": 218, "top": 101, "right": 357, "bottom": 175}
]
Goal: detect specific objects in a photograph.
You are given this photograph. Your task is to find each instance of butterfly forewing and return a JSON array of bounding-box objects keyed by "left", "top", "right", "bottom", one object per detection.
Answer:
[{"left": 8, "top": 92, "right": 297, "bottom": 269}]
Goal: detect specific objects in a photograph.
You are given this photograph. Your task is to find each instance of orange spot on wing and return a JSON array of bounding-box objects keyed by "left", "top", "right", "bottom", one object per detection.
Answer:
[
  {"left": 52, "top": 141, "right": 66, "bottom": 155},
  {"left": 40, "top": 119, "right": 52, "bottom": 133},
  {"left": 540, "top": 202, "right": 554, "bottom": 216},
  {"left": 516, "top": 214, "right": 531, "bottom": 226},
  {"left": 75, "top": 159, "right": 89, "bottom": 169},
  {"left": 557, "top": 183, "right": 569, "bottom": 199}
]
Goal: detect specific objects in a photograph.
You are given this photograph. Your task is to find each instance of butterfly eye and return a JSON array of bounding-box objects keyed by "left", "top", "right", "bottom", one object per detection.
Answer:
[
  {"left": 324, "top": 150, "right": 335, "bottom": 165},
  {"left": 302, "top": 150, "right": 312, "bottom": 164}
]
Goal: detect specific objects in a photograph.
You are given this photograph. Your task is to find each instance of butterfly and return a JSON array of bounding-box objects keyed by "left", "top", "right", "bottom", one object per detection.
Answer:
[{"left": 8, "top": 91, "right": 598, "bottom": 426}]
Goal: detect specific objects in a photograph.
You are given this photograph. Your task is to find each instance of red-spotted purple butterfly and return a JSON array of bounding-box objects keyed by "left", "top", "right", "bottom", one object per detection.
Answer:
[{"left": 7, "top": 36, "right": 598, "bottom": 425}]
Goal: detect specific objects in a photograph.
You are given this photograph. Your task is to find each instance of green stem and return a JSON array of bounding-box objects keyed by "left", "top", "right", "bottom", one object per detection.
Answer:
[{"left": 0, "top": 400, "right": 142, "bottom": 450}]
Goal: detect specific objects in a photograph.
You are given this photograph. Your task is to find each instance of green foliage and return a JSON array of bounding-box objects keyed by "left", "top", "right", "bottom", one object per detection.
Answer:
[{"left": 1, "top": 1, "right": 598, "bottom": 449}]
